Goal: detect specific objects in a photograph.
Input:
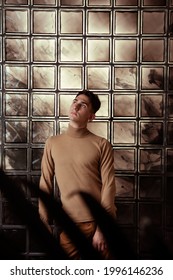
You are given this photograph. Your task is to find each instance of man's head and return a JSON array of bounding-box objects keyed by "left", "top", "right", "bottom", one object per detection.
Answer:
[
  {"left": 69, "top": 90, "right": 101, "bottom": 128},
  {"left": 76, "top": 90, "right": 101, "bottom": 114}
]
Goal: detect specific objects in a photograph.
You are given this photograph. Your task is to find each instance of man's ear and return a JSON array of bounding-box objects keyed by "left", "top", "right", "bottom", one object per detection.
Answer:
[{"left": 88, "top": 113, "right": 95, "bottom": 122}]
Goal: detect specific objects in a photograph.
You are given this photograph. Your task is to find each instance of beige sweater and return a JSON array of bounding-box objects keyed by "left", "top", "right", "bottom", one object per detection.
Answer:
[{"left": 39, "top": 124, "right": 116, "bottom": 223}]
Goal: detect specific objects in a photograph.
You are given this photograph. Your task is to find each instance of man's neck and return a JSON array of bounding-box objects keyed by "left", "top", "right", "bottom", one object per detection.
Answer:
[{"left": 69, "top": 120, "right": 87, "bottom": 129}]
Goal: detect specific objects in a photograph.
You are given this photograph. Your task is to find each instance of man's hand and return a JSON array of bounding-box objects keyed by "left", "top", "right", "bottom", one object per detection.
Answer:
[{"left": 92, "top": 228, "right": 107, "bottom": 252}]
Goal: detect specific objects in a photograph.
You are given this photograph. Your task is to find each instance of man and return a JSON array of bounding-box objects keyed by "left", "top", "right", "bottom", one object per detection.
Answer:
[{"left": 39, "top": 90, "right": 116, "bottom": 259}]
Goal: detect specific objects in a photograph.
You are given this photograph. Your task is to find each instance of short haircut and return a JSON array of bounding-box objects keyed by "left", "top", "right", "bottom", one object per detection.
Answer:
[{"left": 76, "top": 90, "right": 101, "bottom": 114}]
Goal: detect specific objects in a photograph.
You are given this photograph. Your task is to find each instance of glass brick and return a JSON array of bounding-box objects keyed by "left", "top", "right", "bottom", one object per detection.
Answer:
[
  {"left": 33, "top": 10, "right": 56, "bottom": 34},
  {"left": 5, "top": 65, "right": 28, "bottom": 89},
  {"left": 59, "top": 39, "right": 83, "bottom": 62},
  {"left": 32, "top": 121, "right": 54, "bottom": 143},
  {"left": 5, "top": 93, "right": 28, "bottom": 116},
  {"left": 115, "top": 175, "right": 135, "bottom": 198},
  {"left": 114, "top": 67, "right": 137, "bottom": 90},
  {"left": 87, "top": 66, "right": 110, "bottom": 90},
  {"left": 5, "top": 120, "right": 27, "bottom": 143},
  {"left": 60, "top": 10, "right": 83, "bottom": 34},
  {"left": 114, "top": 11, "right": 138, "bottom": 35},
  {"left": 5, "top": 9, "right": 28, "bottom": 33},
  {"left": 142, "top": 11, "right": 165, "bottom": 34},
  {"left": 140, "top": 94, "right": 163, "bottom": 117},
  {"left": 139, "top": 148, "right": 163, "bottom": 172},
  {"left": 114, "top": 148, "right": 136, "bottom": 171},
  {"left": 113, "top": 121, "right": 136, "bottom": 145},
  {"left": 32, "top": 66, "right": 56, "bottom": 90},
  {"left": 87, "top": 11, "right": 111, "bottom": 35},
  {"left": 140, "top": 121, "right": 163, "bottom": 145},
  {"left": 32, "top": 94, "right": 55, "bottom": 116},
  {"left": 113, "top": 94, "right": 136, "bottom": 117},
  {"left": 59, "top": 66, "right": 83, "bottom": 90},
  {"left": 141, "top": 67, "right": 164, "bottom": 90},
  {"left": 114, "top": 39, "right": 137, "bottom": 62},
  {"left": 32, "top": 38, "right": 56, "bottom": 62},
  {"left": 139, "top": 176, "right": 162, "bottom": 199},
  {"left": 5, "top": 37, "right": 28, "bottom": 62},
  {"left": 142, "top": 39, "right": 165, "bottom": 62},
  {"left": 4, "top": 148, "right": 27, "bottom": 170},
  {"left": 87, "top": 39, "right": 110, "bottom": 62}
]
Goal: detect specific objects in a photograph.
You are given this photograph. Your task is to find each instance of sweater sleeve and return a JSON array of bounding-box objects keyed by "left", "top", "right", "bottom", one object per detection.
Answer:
[
  {"left": 39, "top": 137, "right": 54, "bottom": 226},
  {"left": 100, "top": 139, "right": 117, "bottom": 218}
]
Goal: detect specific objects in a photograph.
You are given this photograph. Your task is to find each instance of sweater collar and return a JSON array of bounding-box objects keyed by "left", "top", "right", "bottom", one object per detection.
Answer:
[{"left": 66, "top": 124, "right": 90, "bottom": 138}]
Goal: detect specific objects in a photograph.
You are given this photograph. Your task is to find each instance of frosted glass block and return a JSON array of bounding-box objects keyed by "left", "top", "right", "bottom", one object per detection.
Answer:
[
  {"left": 33, "top": 10, "right": 56, "bottom": 34},
  {"left": 87, "top": 11, "right": 111, "bottom": 35},
  {"left": 5, "top": 93, "right": 28, "bottom": 116},
  {"left": 87, "top": 66, "right": 110, "bottom": 90},
  {"left": 32, "top": 38, "right": 56, "bottom": 62},
  {"left": 33, "top": 0, "right": 56, "bottom": 4},
  {"left": 169, "top": 67, "right": 173, "bottom": 90},
  {"left": 113, "top": 94, "right": 136, "bottom": 117},
  {"left": 113, "top": 121, "right": 136, "bottom": 145},
  {"left": 169, "top": 39, "right": 173, "bottom": 62},
  {"left": 167, "top": 122, "right": 173, "bottom": 145},
  {"left": 115, "top": 0, "right": 138, "bottom": 5},
  {"left": 59, "top": 94, "right": 75, "bottom": 116},
  {"left": 140, "top": 94, "right": 163, "bottom": 117},
  {"left": 4, "top": 148, "right": 27, "bottom": 170},
  {"left": 141, "top": 67, "right": 164, "bottom": 90},
  {"left": 5, "top": 10, "right": 28, "bottom": 33},
  {"left": 168, "top": 95, "right": 173, "bottom": 117},
  {"left": 139, "top": 176, "right": 162, "bottom": 199},
  {"left": 59, "top": 39, "right": 83, "bottom": 62},
  {"left": 60, "top": 0, "right": 84, "bottom": 5},
  {"left": 88, "top": 0, "right": 111, "bottom": 6},
  {"left": 114, "top": 12, "right": 138, "bottom": 34},
  {"left": 95, "top": 94, "right": 109, "bottom": 117},
  {"left": 0, "top": 11, "right": 1, "bottom": 34},
  {"left": 32, "top": 66, "right": 56, "bottom": 89},
  {"left": 5, "top": 38, "right": 28, "bottom": 61},
  {"left": 32, "top": 94, "right": 55, "bottom": 116},
  {"left": 60, "top": 11, "right": 83, "bottom": 34},
  {"left": 142, "top": 39, "right": 165, "bottom": 62},
  {"left": 0, "top": 38, "right": 2, "bottom": 61},
  {"left": 139, "top": 148, "right": 162, "bottom": 172},
  {"left": 140, "top": 121, "right": 163, "bottom": 145},
  {"left": 87, "top": 39, "right": 110, "bottom": 62},
  {"left": 5, "top": 121, "right": 27, "bottom": 143},
  {"left": 59, "top": 121, "right": 69, "bottom": 134},
  {"left": 87, "top": 121, "right": 109, "bottom": 139},
  {"left": 31, "top": 148, "right": 43, "bottom": 170},
  {"left": 59, "top": 66, "right": 83, "bottom": 90},
  {"left": 114, "top": 67, "right": 137, "bottom": 90},
  {"left": 32, "top": 121, "right": 54, "bottom": 143},
  {"left": 114, "top": 148, "right": 136, "bottom": 171},
  {"left": 5, "top": 0, "right": 28, "bottom": 4},
  {"left": 114, "top": 39, "right": 137, "bottom": 62},
  {"left": 5, "top": 65, "right": 28, "bottom": 89},
  {"left": 143, "top": 0, "right": 166, "bottom": 5},
  {"left": 115, "top": 175, "right": 135, "bottom": 198},
  {"left": 167, "top": 149, "right": 173, "bottom": 172},
  {"left": 142, "top": 12, "right": 165, "bottom": 34}
]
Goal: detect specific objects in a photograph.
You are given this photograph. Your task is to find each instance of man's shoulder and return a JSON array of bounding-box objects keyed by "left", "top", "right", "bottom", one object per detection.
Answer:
[
  {"left": 89, "top": 131, "right": 111, "bottom": 146},
  {"left": 45, "top": 133, "right": 65, "bottom": 145}
]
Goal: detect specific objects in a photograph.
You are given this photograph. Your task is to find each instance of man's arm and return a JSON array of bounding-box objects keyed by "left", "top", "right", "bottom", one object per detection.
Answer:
[
  {"left": 92, "top": 139, "right": 116, "bottom": 255},
  {"left": 39, "top": 137, "right": 54, "bottom": 231}
]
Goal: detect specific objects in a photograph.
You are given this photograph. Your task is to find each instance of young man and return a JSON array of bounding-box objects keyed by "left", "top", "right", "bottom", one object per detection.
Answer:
[{"left": 39, "top": 90, "right": 116, "bottom": 259}]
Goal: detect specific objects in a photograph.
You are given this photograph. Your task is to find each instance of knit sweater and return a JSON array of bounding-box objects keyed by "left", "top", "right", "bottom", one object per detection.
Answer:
[{"left": 39, "top": 124, "right": 116, "bottom": 223}]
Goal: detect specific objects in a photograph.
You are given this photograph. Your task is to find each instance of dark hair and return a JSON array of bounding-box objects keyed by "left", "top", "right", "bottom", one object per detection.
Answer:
[{"left": 76, "top": 90, "right": 101, "bottom": 113}]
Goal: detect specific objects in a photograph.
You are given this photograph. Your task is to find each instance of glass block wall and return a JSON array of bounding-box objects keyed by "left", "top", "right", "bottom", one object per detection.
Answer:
[{"left": 0, "top": 0, "right": 173, "bottom": 259}]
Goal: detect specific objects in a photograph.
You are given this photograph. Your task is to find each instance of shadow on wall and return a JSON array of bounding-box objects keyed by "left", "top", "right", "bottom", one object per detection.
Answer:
[{"left": 0, "top": 169, "right": 172, "bottom": 260}]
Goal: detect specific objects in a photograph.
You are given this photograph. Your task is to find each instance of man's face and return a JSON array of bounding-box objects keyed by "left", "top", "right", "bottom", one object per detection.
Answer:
[{"left": 69, "top": 94, "right": 95, "bottom": 127}]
